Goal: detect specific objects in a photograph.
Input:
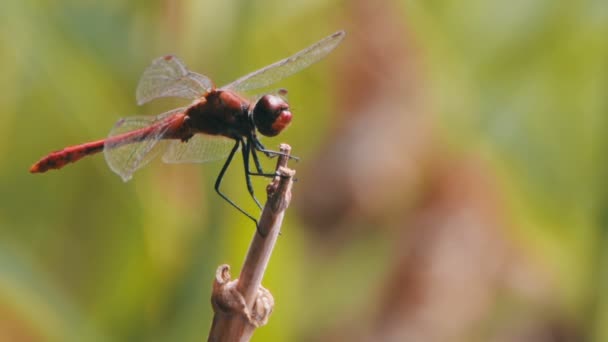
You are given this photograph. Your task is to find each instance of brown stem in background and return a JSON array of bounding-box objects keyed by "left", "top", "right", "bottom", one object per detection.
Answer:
[{"left": 208, "top": 144, "right": 295, "bottom": 342}]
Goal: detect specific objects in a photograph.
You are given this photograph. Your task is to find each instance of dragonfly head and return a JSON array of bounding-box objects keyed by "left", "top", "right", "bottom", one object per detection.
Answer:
[{"left": 252, "top": 94, "right": 292, "bottom": 137}]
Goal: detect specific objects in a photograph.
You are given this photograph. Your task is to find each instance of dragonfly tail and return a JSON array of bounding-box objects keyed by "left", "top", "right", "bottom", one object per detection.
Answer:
[{"left": 30, "top": 139, "right": 106, "bottom": 173}]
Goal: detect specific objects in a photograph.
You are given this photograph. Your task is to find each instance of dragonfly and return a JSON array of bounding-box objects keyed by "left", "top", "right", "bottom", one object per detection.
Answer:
[{"left": 30, "top": 30, "right": 346, "bottom": 224}]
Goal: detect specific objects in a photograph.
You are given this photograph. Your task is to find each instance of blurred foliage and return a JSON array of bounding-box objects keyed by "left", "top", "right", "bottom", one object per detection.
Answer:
[{"left": 0, "top": 0, "right": 607, "bottom": 341}]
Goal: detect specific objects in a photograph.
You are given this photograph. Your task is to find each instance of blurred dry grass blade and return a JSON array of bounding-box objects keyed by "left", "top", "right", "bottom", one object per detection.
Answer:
[
  {"left": 297, "top": 1, "right": 580, "bottom": 341},
  {"left": 297, "top": 0, "right": 432, "bottom": 232}
]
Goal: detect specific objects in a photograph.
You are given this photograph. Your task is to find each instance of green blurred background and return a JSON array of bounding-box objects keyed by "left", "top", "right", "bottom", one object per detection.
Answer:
[{"left": 1, "top": 0, "right": 607, "bottom": 341}]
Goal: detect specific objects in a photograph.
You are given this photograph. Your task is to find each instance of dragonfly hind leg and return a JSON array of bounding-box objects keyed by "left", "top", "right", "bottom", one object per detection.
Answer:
[{"left": 215, "top": 140, "right": 259, "bottom": 226}]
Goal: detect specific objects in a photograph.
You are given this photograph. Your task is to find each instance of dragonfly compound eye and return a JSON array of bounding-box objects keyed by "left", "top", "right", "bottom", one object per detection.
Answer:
[{"left": 253, "top": 95, "right": 292, "bottom": 137}]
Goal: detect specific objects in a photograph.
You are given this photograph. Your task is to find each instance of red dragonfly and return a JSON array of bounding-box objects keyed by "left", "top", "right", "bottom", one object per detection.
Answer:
[{"left": 30, "top": 30, "right": 345, "bottom": 223}]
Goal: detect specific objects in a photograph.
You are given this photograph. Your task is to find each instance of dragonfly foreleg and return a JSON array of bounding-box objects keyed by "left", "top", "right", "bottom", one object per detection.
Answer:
[{"left": 252, "top": 136, "right": 300, "bottom": 161}]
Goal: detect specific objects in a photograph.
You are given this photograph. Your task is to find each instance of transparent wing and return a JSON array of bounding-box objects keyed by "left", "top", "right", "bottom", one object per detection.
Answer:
[
  {"left": 222, "top": 30, "right": 345, "bottom": 93},
  {"left": 136, "top": 55, "right": 214, "bottom": 105},
  {"left": 104, "top": 108, "right": 186, "bottom": 182},
  {"left": 163, "top": 134, "right": 237, "bottom": 164}
]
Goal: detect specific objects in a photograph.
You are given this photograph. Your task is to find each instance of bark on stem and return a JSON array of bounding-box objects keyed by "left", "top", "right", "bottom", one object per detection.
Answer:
[{"left": 208, "top": 144, "right": 295, "bottom": 342}]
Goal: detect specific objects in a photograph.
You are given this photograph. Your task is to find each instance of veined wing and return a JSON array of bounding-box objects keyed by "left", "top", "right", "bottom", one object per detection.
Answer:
[
  {"left": 163, "top": 134, "right": 237, "bottom": 164},
  {"left": 104, "top": 108, "right": 186, "bottom": 181},
  {"left": 222, "top": 30, "right": 345, "bottom": 93},
  {"left": 136, "top": 55, "right": 214, "bottom": 105}
]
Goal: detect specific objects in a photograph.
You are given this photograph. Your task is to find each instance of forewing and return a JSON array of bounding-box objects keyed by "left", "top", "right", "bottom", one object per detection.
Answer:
[
  {"left": 104, "top": 108, "right": 185, "bottom": 181},
  {"left": 222, "top": 30, "right": 345, "bottom": 93},
  {"left": 136, "top": 55, "right": 214, "bottom": 105},
  {"left": 163, "top": 134, "right": 237, "bottom": 164}
]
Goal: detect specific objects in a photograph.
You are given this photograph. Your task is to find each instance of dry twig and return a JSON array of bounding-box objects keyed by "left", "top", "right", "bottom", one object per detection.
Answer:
[{"left": 208, "top": 144, "right": 295, "bottom": 342}]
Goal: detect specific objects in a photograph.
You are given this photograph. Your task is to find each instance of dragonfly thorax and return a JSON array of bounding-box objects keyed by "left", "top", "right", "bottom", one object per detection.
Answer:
[
  {"left": 184, "top": 90, "right": 252, "bottom": 139},
  {"left": 252, "top": 94, "right": 292, "bottom": 137}
]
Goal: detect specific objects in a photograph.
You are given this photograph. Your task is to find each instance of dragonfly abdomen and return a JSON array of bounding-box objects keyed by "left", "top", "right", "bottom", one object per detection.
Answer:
[{"left": 30, "top": 140, "right": 105, "bottom": 173}]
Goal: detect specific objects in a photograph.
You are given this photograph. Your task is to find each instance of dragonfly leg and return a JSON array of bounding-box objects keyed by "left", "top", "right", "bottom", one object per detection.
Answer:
[
  {"left": 248, "top": 142, "right": 276, "bottom": 178},
  {"left": 253, "top": 136, "right": 300, "bottom": 161},
  {"left": 240, "top": 138, "right": 263, "bottom": 209},
  {"left": 244, "top": 134, "right": 278, "bottom": 177},
  {"left": 215, "top": 140, "right": 259, "bottom": 226},
  {"left": 250, "top": 139, "right": 265, "bottom": 174}
]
